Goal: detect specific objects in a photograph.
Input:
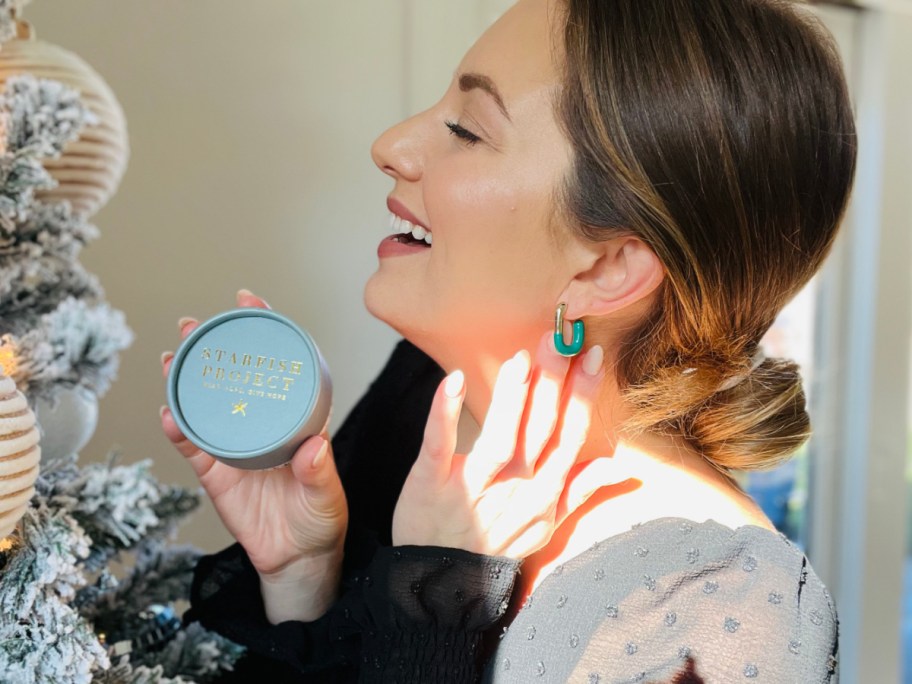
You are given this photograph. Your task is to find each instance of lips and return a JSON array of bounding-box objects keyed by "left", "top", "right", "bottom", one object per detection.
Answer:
[
  {"left": 386, "top": 197, "right": 430, "bottom": 233},
  {"left": 378, "top": 196, "right": 433, "bottom": 258}
]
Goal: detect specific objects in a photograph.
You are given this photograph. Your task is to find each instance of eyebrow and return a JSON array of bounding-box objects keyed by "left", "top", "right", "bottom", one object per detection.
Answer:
[{"left": 458, "top": 72, "right": 512, "bottom": 124}]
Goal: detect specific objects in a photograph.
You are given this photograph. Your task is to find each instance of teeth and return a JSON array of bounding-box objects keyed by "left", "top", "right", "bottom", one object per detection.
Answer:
[{"left": 388, "top": 211, "right": 433, "bottom": 246}]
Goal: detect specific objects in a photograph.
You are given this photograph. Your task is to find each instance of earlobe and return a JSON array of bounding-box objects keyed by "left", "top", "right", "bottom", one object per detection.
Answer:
[{"left": 561, "top": 237, "right": 664, "bottom": 319}]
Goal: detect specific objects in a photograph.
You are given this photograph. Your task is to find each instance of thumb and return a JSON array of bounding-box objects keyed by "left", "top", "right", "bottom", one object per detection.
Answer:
[
  {"left": 289, "top": 435, "right": 344, "bottom": 505},
  {"left": 412, "top": 370, "right": 465, "bottom": 487},
  {"left": 236, "top": 288, "right": 272, "bottom": 309}
]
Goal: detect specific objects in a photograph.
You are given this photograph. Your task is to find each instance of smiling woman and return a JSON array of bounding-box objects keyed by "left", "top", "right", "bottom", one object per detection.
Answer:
[{"left": 172, "top": 0, "right": 855, "bottom": 682}]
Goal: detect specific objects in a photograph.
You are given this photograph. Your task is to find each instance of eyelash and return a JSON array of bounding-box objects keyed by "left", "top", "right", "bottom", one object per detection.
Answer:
[{"left": 444, "top": 120, "right": 482, "bottom": 147}]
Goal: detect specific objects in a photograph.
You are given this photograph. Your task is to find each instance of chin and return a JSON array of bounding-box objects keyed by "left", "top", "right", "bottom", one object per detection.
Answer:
[
  {"left": 363, "top": 276, "right": 451, "bottom": 367},
  {"left": 363, "top": 272, "right": 395, "bottom": 326},
  {"left": 364, "top": 274, "right": 420, "bottom": 340}
]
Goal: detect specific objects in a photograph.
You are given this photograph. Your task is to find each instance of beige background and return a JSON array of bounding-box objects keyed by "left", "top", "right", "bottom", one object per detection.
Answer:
[{"left": 21, "top": 0, "right": 511, "bottom": 552}]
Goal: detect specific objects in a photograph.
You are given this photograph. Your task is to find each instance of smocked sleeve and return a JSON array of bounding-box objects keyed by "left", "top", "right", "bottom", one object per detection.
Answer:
[
  {"left": 184, "top": 537, "right": 521, "bottom": 683},
  {"left": 354, "top": 545, "right": 521, "bottom": 683}
]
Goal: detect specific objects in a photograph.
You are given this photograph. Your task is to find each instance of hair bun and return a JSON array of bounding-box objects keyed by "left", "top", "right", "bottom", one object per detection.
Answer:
[{"left": 685, "top": 358, "right": 810, "bottom": 472}]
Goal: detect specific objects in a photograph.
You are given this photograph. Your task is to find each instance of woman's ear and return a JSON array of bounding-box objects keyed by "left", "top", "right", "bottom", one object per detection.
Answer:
[{"left": 560, "top": 236, "right": 664, "bottom": 320}]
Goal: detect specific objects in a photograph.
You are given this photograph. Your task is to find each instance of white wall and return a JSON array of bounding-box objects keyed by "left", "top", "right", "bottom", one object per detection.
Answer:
[{"left": 20, "top": 0, "right": 509, "bottom": 551}]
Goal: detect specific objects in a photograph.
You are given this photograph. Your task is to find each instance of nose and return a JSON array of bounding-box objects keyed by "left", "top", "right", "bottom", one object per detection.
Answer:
[{"left": 370, "top": 112, "right": 426, "bottom": 183}]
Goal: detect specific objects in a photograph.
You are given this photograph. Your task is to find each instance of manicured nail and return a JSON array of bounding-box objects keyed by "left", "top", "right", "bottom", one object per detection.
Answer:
[
  {"left": 444, "top": 370, "right": 465, "bottom": 398},
  {"left": 178, "top": 317, "right": 195, "bottom": 332},
  {"left": 159, "top": 405, "right": 168, "bottom": 418},
  {"left": 237, "top": 288, "right": 254, "bottom": 299},
  {"left": 161, "top": 351, "right": 174, "bottom": 365},
  {"left": 311, "top": 438, "right": 328, "bottom": 469},
  {"left": 547, "top": 333, "right": 558, "bottom": 354},
  {"left": 582, "top": 345, "right": 604, "bottom": 376},
  {"left": 512, "top": 350, "right": 532, "bottom": 383}
]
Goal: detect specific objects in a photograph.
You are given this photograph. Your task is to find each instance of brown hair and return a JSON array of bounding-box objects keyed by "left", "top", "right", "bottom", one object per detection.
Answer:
[{"left": 553, "top": 0, "right": 857, "bottom": 471}]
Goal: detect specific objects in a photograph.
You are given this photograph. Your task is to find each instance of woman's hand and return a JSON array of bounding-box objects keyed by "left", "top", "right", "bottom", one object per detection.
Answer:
[
  {"left": 160, "top": 289, "right": 348, "bottom": 622},
  {"left": 393, "top": 331, "right": 618, "bottom": 558}
]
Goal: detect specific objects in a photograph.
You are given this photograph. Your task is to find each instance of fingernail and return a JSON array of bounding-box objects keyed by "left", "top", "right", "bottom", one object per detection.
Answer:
[
  {"left": 582, "top": 345, "right": 604, "bottom": 376},
  {"left": 178, "top": 316, "right": 195, "bottom": 331},
  {"left": 161, "top": 351, "right": 174, "bottom": 365},
  {"left": 444, "top": 370, "right": 465, "bottom": 398},
  {"left": 547, "top": 333, "right": 558, "bottom": 354},
  {"left": 512, "top": 350, "right": 531, "bottom": 383},
  {"left": 311, "top": 438, "right": 328, "bottom": 469},
  {"left": 237, "top": 288, "right": 253, "bottom": 299},
  {"left": 159, "top": 405, "right": 168, "bottom": 418}
]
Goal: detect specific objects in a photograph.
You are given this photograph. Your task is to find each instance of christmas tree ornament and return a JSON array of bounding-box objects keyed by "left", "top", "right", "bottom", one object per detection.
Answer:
[
  {"left": 0, "top": 20, "right": 129, "bottom": 217},
  {"left": 32, "top": 384, "right": 98, "bottom": 463},
  {"left": 0, "top": 3, "right": 244, "bottom": 679},
  {"left": 0, "top": 373, "right": 39, "bottom": 539}
]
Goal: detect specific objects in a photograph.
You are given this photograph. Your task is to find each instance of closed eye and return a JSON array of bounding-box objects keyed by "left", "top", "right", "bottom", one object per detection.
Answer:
[{"left": 445, "top": 120, "right": 482, "bottom": 147}]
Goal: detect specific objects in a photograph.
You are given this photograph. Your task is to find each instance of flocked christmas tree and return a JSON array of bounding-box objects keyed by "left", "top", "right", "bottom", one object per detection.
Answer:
[{"left": 0, "top": 2, "right": 245, "bottom": 682}]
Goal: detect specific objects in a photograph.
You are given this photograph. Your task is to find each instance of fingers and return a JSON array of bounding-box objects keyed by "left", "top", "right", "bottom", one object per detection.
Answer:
[
  {"left": 159, "top": 288, "right": 268, "bottom": 480},
  {"left": 513, "top": 331, "right": 571, "bottom": 474},
  {"left": 502, "top": 520, "right": 552, "bottom": 559},
  {"left": 535, "top": 344, "right": 605, "bottom": 488},
  {"left": 159, "top": 405, "right": 217, "bottom": 479},
  {"left": 412, "top": 370, "right": 466, "bottom": 488},
  {"left": 163, "top": 289, "right": 266, "bottom": 379},
  {"left": 161, "top": 351, "right": 174, "bottom": 379},
  {"left": 237, "top": 288, "right": 271, "bottom": 309},
  {"left": 289, "top": 435, "right": 346, "bottom": 506},
  {"left": 463, "top": 351, "right": 532, "bottom": 497}
]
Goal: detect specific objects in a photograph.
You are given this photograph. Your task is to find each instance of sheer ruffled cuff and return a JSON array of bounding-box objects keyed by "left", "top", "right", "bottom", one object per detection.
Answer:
[{"left": 354, "top": 545, "right": 522, "bottom": 683}]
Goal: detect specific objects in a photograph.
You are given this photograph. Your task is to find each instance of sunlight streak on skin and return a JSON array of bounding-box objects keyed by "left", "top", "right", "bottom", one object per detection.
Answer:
[
  {"left": 462, "top": 352, "right": 531, "bottom": 498},
  {"left": 538, "top": 390, "right": 592, "bottom": 482},
  {"left": 467, "top": 358, "right": 603, "bottom": 553},
  {"left": 518, "top": 369, "right": 564, "bottom": 472}
]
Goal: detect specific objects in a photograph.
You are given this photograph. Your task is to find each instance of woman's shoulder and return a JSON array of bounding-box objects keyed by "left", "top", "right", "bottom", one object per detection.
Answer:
[
  {"left": 487, "top": 517, "right": 838, "bottom": 683},
  {"left": 550, "top": 515, "right": 830, "bottom": 608}
]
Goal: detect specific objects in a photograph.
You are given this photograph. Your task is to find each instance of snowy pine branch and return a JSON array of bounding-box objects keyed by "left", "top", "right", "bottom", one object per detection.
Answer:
[
  {"left": 0, "top": 75, "right": 96, "bottom": 232},
  {"left": 0, "top": 504, "right": 110, "bottom": 684},
  {"left": 7, "top": 296, "right": 133, "bottom": 402},
  {"left": 2, "top": 74, "right": 96, "bottom": 159},
  {"left": 131, "top": 622, "right": 246, "bottom": 683},
  {"left": 0, "top": 0, "right": 31, "bottom": 43},
  {"left": 39, "top": 453, "right": 197, "bottom": 569}
]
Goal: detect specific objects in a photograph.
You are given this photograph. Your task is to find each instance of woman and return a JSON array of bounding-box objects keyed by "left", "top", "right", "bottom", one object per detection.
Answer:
[{"left": 162, "top": 0, "right": 855, "bottom": 681}]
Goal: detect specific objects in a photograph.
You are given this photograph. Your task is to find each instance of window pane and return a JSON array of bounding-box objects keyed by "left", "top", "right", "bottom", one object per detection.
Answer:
[
  {"left": 737, "top": 280, "right": 817, "bottom": 549},
  {"left": 903, "top": 332, "right": 912, "bottom": 683}
]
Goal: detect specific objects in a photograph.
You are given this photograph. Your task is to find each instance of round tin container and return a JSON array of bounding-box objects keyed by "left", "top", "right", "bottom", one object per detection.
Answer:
[{"left": 166, "top": 308, "right": 331, "bottom": 470}]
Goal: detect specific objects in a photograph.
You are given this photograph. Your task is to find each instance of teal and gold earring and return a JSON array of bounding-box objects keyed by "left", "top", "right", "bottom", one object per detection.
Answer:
[{"left": 554, "top": 302, "right": 585, "bottom": 357}]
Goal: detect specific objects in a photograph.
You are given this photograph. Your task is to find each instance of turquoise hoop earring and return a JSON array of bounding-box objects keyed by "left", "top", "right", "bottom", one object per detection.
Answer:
[{"left": 554, "top": 303, "right": 585, "bottom": 357}]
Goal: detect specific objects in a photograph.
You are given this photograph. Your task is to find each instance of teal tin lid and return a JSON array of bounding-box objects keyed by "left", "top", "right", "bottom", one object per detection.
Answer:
[{"left": 166, "top": 308, "right": 332, "bottom": 470}]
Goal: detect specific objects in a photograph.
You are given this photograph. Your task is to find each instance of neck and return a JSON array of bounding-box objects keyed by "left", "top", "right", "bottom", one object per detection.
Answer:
[{"left": 452, "top": 348, "right": 744, "bottom": 517}]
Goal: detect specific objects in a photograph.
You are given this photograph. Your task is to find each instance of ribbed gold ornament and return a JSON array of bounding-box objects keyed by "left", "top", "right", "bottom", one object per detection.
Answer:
[
  {"left": 0, "top": 20, "right": 128, "bottom": 218},
  {"left": 0, "top": 374, "right": 39, "bottom": 540}
]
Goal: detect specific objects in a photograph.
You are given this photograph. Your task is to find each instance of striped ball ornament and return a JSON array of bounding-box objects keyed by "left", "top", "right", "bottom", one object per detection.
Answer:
[
  {"left": 0, "top": 374, "right": 39, "bottom": 539},
  {"left": 0, "top": 20, "right": 129, "bottom": 217}
]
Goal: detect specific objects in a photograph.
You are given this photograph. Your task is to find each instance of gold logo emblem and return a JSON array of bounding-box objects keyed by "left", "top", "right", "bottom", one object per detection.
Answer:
[{"left": 231, "top": 401, "right": 248, "bottom": 417}]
